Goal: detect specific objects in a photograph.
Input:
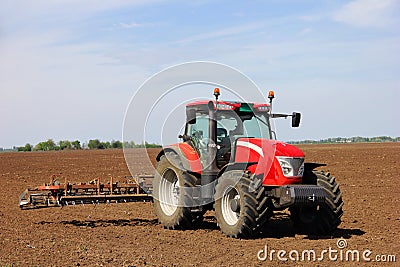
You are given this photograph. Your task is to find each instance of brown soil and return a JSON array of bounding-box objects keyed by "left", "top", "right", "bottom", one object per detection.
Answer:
[{"left": 0, "top": 143, "right": 399, "bottom": 266}]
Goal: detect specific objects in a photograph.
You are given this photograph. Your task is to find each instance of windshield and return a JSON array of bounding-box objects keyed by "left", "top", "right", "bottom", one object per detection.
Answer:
[
  {"left": 185, "top": 109, "right": 272, "bottom": 167},
  {"left": 217, "top": 110, "right": 271, "bottom": 140},
  {"left": 185, "top": 109, "right": 272, "bottom": 150}
]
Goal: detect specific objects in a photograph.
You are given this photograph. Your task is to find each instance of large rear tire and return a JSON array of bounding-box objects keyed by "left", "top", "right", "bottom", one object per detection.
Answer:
[
  {"left": 153, "top": 152, "right": 202, "bottom": 229},
  {"left": 214, "top": 170, "right": 272, "bottom": 238},
  {"left": 290, "top": 170, "right": 344, "bottom": 235}
]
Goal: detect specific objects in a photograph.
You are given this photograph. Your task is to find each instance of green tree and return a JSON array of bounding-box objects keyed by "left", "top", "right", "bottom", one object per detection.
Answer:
[
  {"left": 111, "top": 140, "right": 122, "bottom": 148},
  {"left": 34, "top": 142, "right": 44, "bottom": 151},
  {"left": 88, "top": 139, "right": 99, "bottom": 149},
  {"left": 17, "top": 143, "right": 32, "bottom": 152},
  {"left": 24, "top": 143, "right": 32, "bottom": 151},
  {"left": 46, "top": 139, "right": 56, "bottom": 150},
  {"left": 102, "top": 141, "right": 111, "bottom": 149},
  {"left": 144, "top": 141, "right": 162, "bottom": 148},
  {"left": 71, "top": 140, "right": 81, "bottom": 150},
  {"left": 33, "top": 139, "right": 55, "bottom": 151},
  {"left": 88, "top": 139, "right": 104, "bottom": 149},
  {"left": 58, "top": 140, "right": 72, "bottom": 150}
]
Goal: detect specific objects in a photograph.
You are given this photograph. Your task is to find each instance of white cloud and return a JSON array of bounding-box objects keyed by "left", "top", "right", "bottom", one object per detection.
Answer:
[
  {"left": 118, "top": 22, "right": 143, "bottom": 29},
  {"left": 333, "top": 0, "right": 400, "bottom": 27},
  {"left": 175, "top": 23, "right": 262, "bottom": 44}
]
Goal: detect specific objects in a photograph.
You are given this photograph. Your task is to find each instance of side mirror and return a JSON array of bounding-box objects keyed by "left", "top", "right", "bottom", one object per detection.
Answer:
[
  {"left": 292, "top": 112, "right": 301, "bottom": 127},
  {"left": 186, "top": 109, "right": 196, "bottom": 124}
]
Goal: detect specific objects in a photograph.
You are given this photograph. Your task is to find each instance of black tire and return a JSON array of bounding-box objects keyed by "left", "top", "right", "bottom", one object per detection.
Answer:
[
  {"left": 290, "top": 170, "right": 344, "bottom": 235},
  {"left": 153, "top": 152, "right": 202, "bottom": 229},
  {"left": 214, "top": 170, "right": 272, "bottom": 238}
]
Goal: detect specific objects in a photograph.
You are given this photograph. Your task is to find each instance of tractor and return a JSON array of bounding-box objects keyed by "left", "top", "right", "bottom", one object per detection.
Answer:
[{"left": 153, "top": 88, "right": 343, "bottom": 238}]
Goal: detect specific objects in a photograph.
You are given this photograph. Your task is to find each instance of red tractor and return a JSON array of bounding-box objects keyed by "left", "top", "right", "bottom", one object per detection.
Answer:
[{"left": 153, "top": 89, "right": 343, "bottom": 238}]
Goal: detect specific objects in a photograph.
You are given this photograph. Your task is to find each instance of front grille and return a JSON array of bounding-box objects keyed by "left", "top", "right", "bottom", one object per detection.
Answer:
[{"left": 292, "top": 158, "right": 304, "bottom": 176}]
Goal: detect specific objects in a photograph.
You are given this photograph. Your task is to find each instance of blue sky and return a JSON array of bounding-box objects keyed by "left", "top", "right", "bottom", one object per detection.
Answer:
[{"left": 0, "top": 0, "right": 399, "bottom": 147}]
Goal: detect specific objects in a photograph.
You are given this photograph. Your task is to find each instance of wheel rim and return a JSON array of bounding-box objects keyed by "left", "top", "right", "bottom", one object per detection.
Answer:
[
  {"left": 221, "top": 185, "right": 240, "bottom": 226},
  {"left": 159, "top": 168, "right": 180, "bottom": 216}
]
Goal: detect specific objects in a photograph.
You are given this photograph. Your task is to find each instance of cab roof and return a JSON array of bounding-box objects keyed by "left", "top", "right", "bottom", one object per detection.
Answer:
[{"left": 186, "top": 100, "right": 270, "bottom": 112}]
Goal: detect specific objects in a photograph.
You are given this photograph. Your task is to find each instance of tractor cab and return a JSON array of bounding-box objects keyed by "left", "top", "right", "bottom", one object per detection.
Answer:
[{"left": 183, "top": 100, "right": 272, "bottom": 169}]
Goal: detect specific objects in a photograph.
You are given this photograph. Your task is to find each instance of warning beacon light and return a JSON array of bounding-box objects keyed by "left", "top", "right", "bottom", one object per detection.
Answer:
[
  {"left": 214, "top": 87, "right": 221, "bottom": 101},
  {"left": 268, "top": 90, "right": 275, "bottom": 103}
]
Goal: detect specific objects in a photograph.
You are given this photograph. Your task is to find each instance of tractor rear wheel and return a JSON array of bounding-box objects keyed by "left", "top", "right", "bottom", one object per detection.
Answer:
[
  {"left": 214, "top": 170, "right": 272, "bottom": 238},
  {"left": 290, "top": 170, "right": 344, "bottom": 235},
  {"left": 153, "top": 152, "right": 201, "bottom": 229}
]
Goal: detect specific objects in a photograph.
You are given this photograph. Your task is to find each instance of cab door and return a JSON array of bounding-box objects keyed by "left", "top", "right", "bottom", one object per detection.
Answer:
[{"left": 186, "top": 113, "right": 209, "bottom": 164}]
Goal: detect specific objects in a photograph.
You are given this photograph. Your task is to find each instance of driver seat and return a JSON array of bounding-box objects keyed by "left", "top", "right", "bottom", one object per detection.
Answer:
[{"left": 216, "top": 128, "right": 231, "bottom": 168}]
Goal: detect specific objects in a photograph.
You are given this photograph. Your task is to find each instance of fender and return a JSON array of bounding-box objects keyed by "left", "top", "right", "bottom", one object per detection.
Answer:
[
  {"left": 156, "top": 143, "right": 202, "bottom": 174},
  {"left": 304, "top": 162, "right": 326, "bottom": 172}
]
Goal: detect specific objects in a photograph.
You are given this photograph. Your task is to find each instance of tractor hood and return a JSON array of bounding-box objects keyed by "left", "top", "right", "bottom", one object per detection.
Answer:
[
  {"left": 274, "top": 141, "right": 305, "bottom": 158},
  {"left": 234, "top": 138, "right": 304, "bottom": 163},
  {"left": 234, "top": 138, "right": 304, "bottom": 185}
]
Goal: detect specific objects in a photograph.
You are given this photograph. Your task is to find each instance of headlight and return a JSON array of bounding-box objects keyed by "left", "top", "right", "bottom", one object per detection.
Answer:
[
  {"left": 276, "top": 157, "right": 304, "bottom": 177},
  {"left": 277, "top": 158, "right": 292, "bottom": 176}
]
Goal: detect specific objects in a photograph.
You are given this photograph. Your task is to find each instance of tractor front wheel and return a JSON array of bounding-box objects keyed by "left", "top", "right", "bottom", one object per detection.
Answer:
[
  {"left": 290, "top": 170, "right": 344, "bottom": 235},
  {"left": 214, "top": 170, "right": 272, "bottom": 238}
]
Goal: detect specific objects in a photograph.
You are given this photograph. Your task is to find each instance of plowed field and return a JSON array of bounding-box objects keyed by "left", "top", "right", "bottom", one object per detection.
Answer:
[{"left": 0, "top": 143, "right": 399, "bottom": 266}]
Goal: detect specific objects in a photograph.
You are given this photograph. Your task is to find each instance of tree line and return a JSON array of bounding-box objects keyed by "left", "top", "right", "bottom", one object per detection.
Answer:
[
  {"left": 10, "top": 139, "right": 161, "bottom": 152},
  {"left": 2, "top": 136, "right": 398, "bottom": 152},
  {"left": 288, "top": 136, "right": 400, "bottom": 144}
]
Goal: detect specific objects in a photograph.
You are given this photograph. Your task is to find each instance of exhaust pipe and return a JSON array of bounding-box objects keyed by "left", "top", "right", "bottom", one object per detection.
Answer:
[{"left": 200, "top": 101, "right": 219, "bottom": 199}]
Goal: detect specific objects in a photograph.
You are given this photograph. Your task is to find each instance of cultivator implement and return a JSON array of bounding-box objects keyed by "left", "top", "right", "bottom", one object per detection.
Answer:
[{"left": 19, "top": 174, "right": 154, "bottom": 209}]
